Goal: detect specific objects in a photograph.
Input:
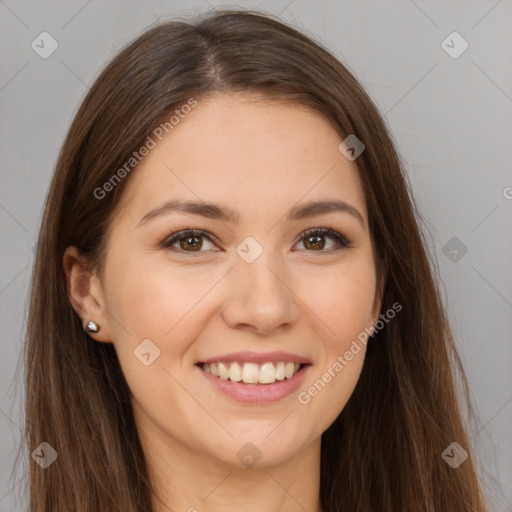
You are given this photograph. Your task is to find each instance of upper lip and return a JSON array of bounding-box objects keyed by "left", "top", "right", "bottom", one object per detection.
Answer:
[{"left": 197, "top": 351, "right": 311, "bottom": 365}]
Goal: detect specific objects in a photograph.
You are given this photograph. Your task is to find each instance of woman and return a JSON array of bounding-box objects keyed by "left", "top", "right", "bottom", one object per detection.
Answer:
[{"left": 22, "top": 8, "right": 489, "bottom": 512}]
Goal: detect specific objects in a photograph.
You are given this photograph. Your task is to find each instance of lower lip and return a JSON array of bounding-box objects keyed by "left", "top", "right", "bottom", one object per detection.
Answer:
[{"left": 197, "top": 364, "right": 311, "bottom": 404}]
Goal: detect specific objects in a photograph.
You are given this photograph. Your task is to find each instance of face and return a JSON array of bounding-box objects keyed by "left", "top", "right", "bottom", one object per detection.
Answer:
[{"left": 66, "top": 93, "right": 383, "bottom": 471}]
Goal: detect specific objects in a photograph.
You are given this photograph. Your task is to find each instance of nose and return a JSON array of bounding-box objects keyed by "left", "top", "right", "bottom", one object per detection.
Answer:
[{"left": 221, "top": 254, "right": 300, "bottom": 335}]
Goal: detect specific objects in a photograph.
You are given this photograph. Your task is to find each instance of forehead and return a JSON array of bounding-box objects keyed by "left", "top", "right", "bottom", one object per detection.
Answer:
[{"left": 113, "top": 94, "right": 367, "bottom": 228}]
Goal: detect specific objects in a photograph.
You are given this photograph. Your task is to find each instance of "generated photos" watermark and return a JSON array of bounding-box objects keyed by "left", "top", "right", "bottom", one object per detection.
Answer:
[
  {"left": 298, "top": 301, "right": 402, "bottom": 405},
  {"left": 94, "top": 98, "right": 197, "bottom": 200}
]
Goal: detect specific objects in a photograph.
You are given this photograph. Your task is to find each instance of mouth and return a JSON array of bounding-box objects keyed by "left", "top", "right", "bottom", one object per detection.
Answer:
[
  {"left": 195, "top": 351, "right": 312, "bottom": 403},
  {"left": 196, "top": 361, "right": 309, "bottom": 384}
]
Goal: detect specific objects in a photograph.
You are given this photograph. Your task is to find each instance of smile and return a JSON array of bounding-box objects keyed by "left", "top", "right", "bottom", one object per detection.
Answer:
[{"left": 201, "top": 361, "right": 302, "bottom": 384}]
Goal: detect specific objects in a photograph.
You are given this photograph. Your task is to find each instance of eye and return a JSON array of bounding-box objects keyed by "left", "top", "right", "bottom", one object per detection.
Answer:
[
  {"left": 161, "top": 227, "right": 351, "bottom": 256},
  {"left": 294, "top": 227, "right": 351, "bottom": 253},
  {"left": 162, "top": 229, "right": 217, "bottom": 254}
]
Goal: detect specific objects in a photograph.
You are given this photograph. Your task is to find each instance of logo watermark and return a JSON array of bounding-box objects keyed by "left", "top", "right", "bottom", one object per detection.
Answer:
[{"left": 441, "top": 442, "right": 468, "bottom": 469}]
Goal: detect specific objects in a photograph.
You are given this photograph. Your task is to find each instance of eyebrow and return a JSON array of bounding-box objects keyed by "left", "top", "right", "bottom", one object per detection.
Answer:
[{"left": 138, "top": 198, "right": 365, "bottom": 228}]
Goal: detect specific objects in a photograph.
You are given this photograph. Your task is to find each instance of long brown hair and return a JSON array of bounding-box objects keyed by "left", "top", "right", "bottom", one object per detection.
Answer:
[{"left": 19, "top": 8, "right": 488, "bottom": 511}]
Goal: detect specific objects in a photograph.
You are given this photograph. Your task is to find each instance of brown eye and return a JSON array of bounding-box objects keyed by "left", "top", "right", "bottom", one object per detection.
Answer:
[
  {"left": 161, "top": 227, "right": 351, "bottom": 256},
  {"left": 296, "top": 227, "right": 351, "bottom": 252},
  {"left": 178, "top": 235, "right": 203, "bottom": 251},
  {"left": 303, "top": 233, "right": 327, "bottom": 250},
  {"left": 162, "top": 230, "right": 217, "bottom": 253}
]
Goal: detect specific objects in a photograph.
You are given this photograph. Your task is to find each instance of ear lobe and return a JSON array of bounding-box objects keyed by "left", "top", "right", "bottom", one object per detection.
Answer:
[{"left": 63, "top": 246, "right": 113, "bottom": 343}]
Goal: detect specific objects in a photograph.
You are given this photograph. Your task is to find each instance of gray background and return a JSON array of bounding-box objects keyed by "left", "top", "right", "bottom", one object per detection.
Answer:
[{"left": 1, "top": 0, "right": 511, "bottom": 510}]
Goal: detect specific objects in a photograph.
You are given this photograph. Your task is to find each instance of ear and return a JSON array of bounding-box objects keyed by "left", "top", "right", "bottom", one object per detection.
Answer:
[{"left": 63, "top": 246, "right": 113, "bottom": 343}]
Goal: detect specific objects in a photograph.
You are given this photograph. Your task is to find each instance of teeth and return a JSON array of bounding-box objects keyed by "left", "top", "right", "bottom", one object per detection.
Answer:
[
  {"left": 275, "top": 362, "right": 286, "bottom": 380},
  {"left": 242, "top": 362, "right": 259, "bottom": 383},
  {"left": 210, "top": 363, "right": 219, "bottom": 377},
  {"left": 259, "top": 363, "right": 275, "bottom": 384},
  {"left": 229, "top": 362, "right": 242, "bottom": 382},
  {"left": 218, "top": 362, "right": 229, "bottom": 380},
  {"left": 202, "top": 361, "right": 303, "bottom": 384}
]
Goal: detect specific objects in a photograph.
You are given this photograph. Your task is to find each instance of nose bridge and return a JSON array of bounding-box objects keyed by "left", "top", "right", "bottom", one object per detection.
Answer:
[
  {"left": 221, "top": 242, "right": 299, "bottom": 333},
  {"left": 239, "top": 249, "right": 285, "bottom": 296}
]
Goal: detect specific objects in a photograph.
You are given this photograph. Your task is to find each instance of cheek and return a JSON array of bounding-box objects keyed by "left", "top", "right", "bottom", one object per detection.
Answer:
[
  {"left": 106, "top": 247, "right": 183, "bottom": 334},
  {"left": 297, "top": 346, "right": 366, "bottom": 438},
  {"left": 306, "top": 258, "right": 377, "bottom": 344},
  {"left": 103, "top": 257, "right": 210, "bottom": 426},
  {"left": 104, "top": 251, "right": 223, "bottom": 366},
  {"left": 294, "top": 259, "right": 375, "bottom": 427}
]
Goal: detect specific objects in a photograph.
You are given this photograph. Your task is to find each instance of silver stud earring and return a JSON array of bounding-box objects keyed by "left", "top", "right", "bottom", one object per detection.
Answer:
[{"left": 85, "top": 321, "right": 99, "bottom": 334}]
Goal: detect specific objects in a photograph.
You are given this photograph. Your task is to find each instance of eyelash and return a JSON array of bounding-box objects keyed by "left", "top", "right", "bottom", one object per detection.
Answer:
[{"left": 161, "top": 227, "right": 351, "bottom": 256}]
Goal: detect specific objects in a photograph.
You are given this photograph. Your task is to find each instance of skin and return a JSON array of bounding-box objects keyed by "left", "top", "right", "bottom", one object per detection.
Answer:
[{"left": 64, "top": 93, "right": 384, "bottom": 512}]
